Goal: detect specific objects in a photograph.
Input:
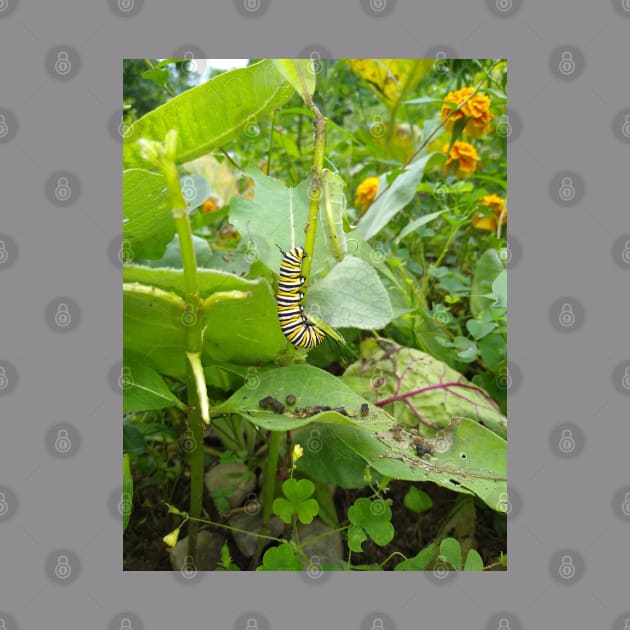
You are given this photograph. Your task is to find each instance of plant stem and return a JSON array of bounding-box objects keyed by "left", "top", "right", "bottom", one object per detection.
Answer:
[
  {"left": 154, "top": 137, "right": 207, "bottom": 565},
  {"left": 253, "top": 429, "right": 282, "bottom": 565},
  {"left": 300, "top": 104, "right": 326, "bottom": 287}
]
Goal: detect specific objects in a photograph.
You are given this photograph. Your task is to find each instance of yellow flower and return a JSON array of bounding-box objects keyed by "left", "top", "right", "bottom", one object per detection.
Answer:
[
  {"left": 441, "top": 87, "right": 494, "bottom": 138},
  {"left": 472, "top": 193, "right": 507, "bottom": 231},
  {"left": 292, "top": 443, "right": 304, "bottom": 463},
  {"left": 443, "top": 141, "right": 479, "bottom": 178},
  {"left": 162, "top": 527, "right": 181, "bottom": 548},
  {"left": 354, "top": 176, "right": 379, "bottom": 212}
]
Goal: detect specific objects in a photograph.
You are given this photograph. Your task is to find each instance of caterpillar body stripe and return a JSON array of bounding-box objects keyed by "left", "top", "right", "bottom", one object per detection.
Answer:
[{"left": 276, "top": 246, "right": 326, "bottom": 349}]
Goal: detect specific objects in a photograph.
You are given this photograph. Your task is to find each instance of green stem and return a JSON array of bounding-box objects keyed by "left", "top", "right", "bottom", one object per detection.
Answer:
[
  {"left": 300, "top": 105, "right": 326, "bottom": 287},
  {"left": 149, "top": 133, "right": 207, "bottom": 565},
  {"left": 253, "top": 430, "right": 282, "bottom": 564}
]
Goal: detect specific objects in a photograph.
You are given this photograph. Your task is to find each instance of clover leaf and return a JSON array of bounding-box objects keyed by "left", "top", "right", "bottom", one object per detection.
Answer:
[
  {"left": 346, "top": 497, "right": 394, "bottom": 552},
  {"left": 258, "top": 543, "right": 303, "bottom": 571},
  {"left": 272, "top": 478, "right": 319, "bottom": 525}
]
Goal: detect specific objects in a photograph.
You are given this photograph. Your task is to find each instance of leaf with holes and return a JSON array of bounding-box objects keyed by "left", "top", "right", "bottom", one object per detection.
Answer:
[{"left": 347, "top": 497, "right": 394, "bottom": 552}]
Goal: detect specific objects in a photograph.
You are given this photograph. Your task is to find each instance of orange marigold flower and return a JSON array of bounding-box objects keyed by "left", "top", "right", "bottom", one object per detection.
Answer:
[
  {"left": 354, "top": 176, "right": 380, "bottom": 212},
  {"left": 441, "top": 87, "right": 494, "bottom": 138},
  {"left": 472, "top": 193, "right": 507, "bottom": 231},
  {"left": 443, "top": 141, "right": 479, "bottom": 178},
  {"left": 201, "top": 196, "right": 219, "bottom": 214}
]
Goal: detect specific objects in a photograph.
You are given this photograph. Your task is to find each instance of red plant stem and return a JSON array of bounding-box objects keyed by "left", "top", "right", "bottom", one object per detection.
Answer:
[{"left": 374, "top": 380, "right": 499, "bottom": 410}]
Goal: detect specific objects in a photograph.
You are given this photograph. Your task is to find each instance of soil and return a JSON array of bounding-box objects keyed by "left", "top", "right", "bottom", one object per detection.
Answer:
[{"left": 124, "top": 474, "right": 506, "bottom": 571}]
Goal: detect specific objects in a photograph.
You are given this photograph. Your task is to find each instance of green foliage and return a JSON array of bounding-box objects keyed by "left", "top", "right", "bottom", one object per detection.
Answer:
[
  {"left": 347, "top": 498, "right": 395, "bottom": 552},
  {"left": 122, "top": 57, "right": 507, "bottom": 571},
  {"left": 272, "top": 478, "right": 319, "bottom": 525},
  {"left": 258, "top": 543, "right": 303, "bottom": 571}
]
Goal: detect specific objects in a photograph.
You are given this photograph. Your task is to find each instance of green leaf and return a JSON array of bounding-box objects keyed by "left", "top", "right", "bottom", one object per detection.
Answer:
[
  {"left": 272, "top": 59, "right": 316, "bottom": 101},
  {"left": 258, "top": 543, "right": 303, "bottom": 571},
  {"left": 293, "top": 423, "right": 369, "bottom": 489},
  {"left": 466, "top": 319, "right": 497, "bottom": 340},
  {"left": 453, "top": 336, "right": 479, "bottom": 363},
  {"left": 490, "top": 269, "right": 507, "bottom": 309},
  {"left": 141, "top": 234, "right": 214, "bottom": 268},
  {"left": 471, "top": 249, "right": 504, "bottom": 315},
  {"left": 347, "top": 497, "right": 395, "bottom": 550},
  {"left": 394, "top": 542, "right": 437, "bottom": 570},
  {"left": 307, "top": 256, "right": 394, "bottom": 329},
  {"left": 122, "top": 454, "right": 133, "bottom": 532},
  {"left": 342, "top": 339, "right": 507, "bottom": 438},
  {"left": 214, "top": 363, "right": 390, "bottom": 432},
  {"left": 123, "top": 169, "right": 175, "bottom": 260},
  {"left": 439, "top": 537, "right": 463, "bottom": 571},
  {"left": 356, "top": 153, "right": 435, "bottom": 240},
  {"left": 123, "top": 422, "right": 146, "bottom": 455},
  {"left": 123, "top": 266, "right": 287, "bottom": 378},
  {"left": 478, "top": 333, "right": 506, "bottom": 370},
  {"left": 122, "top": 357, "right": 187, "bottom": 413},
  {"left": 229, "top": 170, "right": 328, "bottom": 274},
  {"left": 347, "top": 524, "right": 369, "bottom": 553},
  {"left": 395, "top": 210, "right": 447, "bottom": 243},
  {"left": 463, "top": 548, "right": 484, "bottom": 571},
  {"left": 124, "top": 60, "right": 294, "bottom": 169},
  {"left": 403, "top": 486, "right": 432, "bottom": 514},
  {"left": 272, "top": 478, "right": 319, "bottom": 525}
]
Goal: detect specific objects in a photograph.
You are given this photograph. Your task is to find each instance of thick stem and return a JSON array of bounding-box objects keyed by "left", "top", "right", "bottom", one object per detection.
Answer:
[
  {"left": 155, "top": 144, "right": 206, "bottom": 565},
  {"left": 252, "top": 430, "right": 282, "bottom": 565}
]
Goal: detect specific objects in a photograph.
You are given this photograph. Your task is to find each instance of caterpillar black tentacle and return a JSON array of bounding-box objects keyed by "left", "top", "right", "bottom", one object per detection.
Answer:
[{"left": 276, "top": 246, "right": 326, "bottom": 349}]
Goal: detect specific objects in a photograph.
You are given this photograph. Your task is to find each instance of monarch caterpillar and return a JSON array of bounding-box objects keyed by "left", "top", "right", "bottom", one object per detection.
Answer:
[{"left": 276, "top": 246, "right": 327, "bottom": 349}]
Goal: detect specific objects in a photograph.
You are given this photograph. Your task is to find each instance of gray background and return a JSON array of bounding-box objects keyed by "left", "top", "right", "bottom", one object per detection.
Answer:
[{"left": 1, "top": 0, "right": 630, "bottom": 629}]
